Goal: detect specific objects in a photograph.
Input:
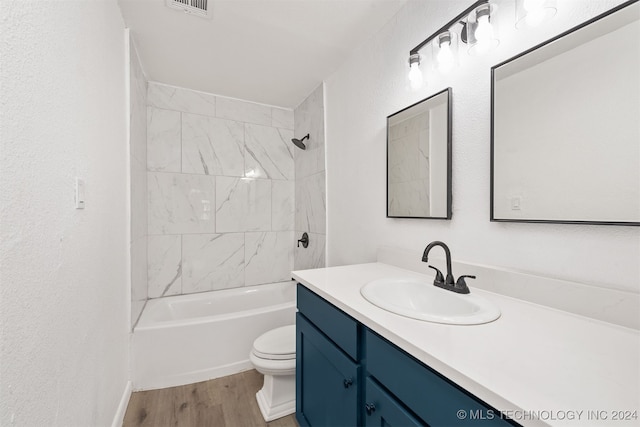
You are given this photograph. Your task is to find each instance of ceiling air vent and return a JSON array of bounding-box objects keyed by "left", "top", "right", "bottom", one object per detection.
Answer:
[{"left": 166, "top": 0, "right": 212, "bottom": 19}]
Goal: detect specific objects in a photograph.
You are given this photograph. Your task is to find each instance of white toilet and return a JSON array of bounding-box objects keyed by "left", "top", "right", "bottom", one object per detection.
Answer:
[{"left": 249, "top": 324, "right": 296, "bottom": 422}]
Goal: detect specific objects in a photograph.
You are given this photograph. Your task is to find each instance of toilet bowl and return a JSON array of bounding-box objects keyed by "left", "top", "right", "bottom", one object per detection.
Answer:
[{"left": 250, "top": 324, "right": 296, "bottom": 422}]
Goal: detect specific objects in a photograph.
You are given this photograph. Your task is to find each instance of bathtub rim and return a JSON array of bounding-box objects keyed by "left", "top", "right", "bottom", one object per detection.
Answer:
[{"left": 135, "top": 280, "right": 296, "bottom": 331}]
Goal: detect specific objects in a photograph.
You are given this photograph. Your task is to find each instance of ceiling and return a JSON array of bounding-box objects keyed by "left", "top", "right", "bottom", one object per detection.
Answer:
[{"left": 118, "top": 0, "right": 406, "bottom": 108}]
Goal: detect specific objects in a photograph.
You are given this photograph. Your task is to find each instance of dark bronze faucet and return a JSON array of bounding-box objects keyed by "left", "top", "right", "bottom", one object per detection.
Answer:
[{"left": 422, "top": 241, "right": 474, "bottom": 294}]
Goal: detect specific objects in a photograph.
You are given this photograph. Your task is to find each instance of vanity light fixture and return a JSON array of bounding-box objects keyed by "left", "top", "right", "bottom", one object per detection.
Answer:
[
  {"left": 407, "top": 0, "right": 499, "bottom": 87},
  {"left": 515, "top": 0, "right": 557, "bottom": 29}
]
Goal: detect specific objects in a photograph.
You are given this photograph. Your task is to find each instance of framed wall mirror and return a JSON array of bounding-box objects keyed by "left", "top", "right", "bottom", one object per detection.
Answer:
[
  {"left": 491, "top": 0, "right": 639, "bottom": 226},
  {"left": 387, "top": 88, "right": 452, "bottom": 219}
]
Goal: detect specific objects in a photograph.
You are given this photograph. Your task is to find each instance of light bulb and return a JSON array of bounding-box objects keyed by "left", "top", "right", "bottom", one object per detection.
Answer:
[
  {"left": 408, "top": 62, "right": 423, "bottom": 89},
  {"left": 525, "top": 8, "right": 545, "bottom": 26},
  {"left": 523, "top": 0, "right": 545, "bottom": 12},
  {"left": 437, "top": 41, "right": 454, "bottom": 72},
  {"left": 523, "top": 0, "right": 546, "bottom": 26},
  {"left": 474, "top": 14, "right": 493, "bottom": 43}
]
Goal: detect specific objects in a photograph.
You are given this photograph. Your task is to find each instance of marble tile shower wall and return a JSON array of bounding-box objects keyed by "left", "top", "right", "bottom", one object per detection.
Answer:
[
  {"left": 294, "top": 84, "right": 326, "bottom": 270},
  {"left": 387, "top": 113, "right": 430, "bottom": 216},
  {"left": 146, "top": 82, "right": 295, "bottom": 298},
  {"left": 130, "top": 38, "right": 148, "bottom": 327}
]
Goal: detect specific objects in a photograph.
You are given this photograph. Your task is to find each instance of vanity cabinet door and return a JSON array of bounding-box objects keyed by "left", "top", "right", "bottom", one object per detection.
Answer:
[
  {"left": 296, "top": 313, "right": 360, "bottom": 427},
  {"left": 364, "top": 377, "right": 424, "bottom": 427},
  {"left": 366, "top": 329, "right": 518, "bottom": 427}
]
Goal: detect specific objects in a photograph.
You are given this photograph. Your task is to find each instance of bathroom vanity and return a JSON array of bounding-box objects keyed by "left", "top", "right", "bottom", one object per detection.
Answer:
[
  {"left": 296, "top": 284, "right": 516, "bottom": 426},
  {"left": 293, "top": 260, "right": 640, "bottom": 427}
]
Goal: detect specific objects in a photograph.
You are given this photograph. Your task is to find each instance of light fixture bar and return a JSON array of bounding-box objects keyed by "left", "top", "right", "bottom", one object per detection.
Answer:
[{"left": 409, "top": 0, "right": 489, "bottom": 55}]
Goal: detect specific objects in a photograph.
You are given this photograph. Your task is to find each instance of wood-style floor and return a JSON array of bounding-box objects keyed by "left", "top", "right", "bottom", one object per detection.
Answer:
[{"left": 123, "top": 370, "right": 298, "bottom": 427}]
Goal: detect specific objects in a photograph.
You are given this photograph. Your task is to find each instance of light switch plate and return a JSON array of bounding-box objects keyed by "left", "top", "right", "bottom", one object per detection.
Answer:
[{"left": 75, "top": 178, "right": 85, "bottom": 209}]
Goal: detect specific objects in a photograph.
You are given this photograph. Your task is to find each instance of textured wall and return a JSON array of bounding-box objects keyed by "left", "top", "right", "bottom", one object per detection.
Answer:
[
  {"left": 294, "top": 84, "right": 327, "bottom": 270},
  {"left": 145, "top": 83, "right": 296, "bottom": 298},
  {"left": 130, "top": 36, "right": 148, "bottom": 328},
  {"left": 0, "top": 0, "right": 130, "bottom": 425},
  {"left": 325, "top": 0, "right": 640, "bottom": 292}
]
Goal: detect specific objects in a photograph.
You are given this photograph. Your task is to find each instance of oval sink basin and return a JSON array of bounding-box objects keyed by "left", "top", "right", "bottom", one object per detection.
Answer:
[{"left": 361, "top": 278, "right": 500, "bottom": 325}]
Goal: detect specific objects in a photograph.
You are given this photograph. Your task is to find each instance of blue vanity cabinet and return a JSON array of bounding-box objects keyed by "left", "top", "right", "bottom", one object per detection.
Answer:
[
  {"left": 296, "top": 285, "right": 520, "bottom": 427},
  {"left": 365, "top": 329, "right": 519, "bottom": 427},
  {"left": 296, "top": 286, "right": 361, "bottom": 427}
]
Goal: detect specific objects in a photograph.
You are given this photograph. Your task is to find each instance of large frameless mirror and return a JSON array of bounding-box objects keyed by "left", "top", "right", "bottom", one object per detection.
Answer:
[
  {"left": 387, "top": 88, "right": 452, "bottom": 219},
  {"left": 491, "top": 0, "right": 640, "bottom": 226}
]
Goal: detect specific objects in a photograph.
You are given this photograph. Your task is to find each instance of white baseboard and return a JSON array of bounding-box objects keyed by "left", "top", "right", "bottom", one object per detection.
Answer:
[{"left": 111, "top": 380, "right": 132, "bottom": 427}]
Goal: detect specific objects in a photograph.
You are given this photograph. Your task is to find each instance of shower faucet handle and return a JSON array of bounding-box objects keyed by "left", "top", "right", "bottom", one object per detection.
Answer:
[{"left": 297, "top": 232, "right": 309, "bottom": 248}]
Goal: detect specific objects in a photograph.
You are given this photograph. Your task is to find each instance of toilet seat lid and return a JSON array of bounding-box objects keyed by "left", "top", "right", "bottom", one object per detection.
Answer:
[{"left": 253, "top": 325, "right": 296, "bottom": 360}]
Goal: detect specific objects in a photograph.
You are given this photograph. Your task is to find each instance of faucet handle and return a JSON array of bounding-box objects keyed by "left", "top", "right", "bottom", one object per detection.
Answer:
[
  {"left": 428, "top": 265, "right": 445, "bottom": 285},
  {"left": 454, "top": 275, "right": 475, "bottom": 294}
]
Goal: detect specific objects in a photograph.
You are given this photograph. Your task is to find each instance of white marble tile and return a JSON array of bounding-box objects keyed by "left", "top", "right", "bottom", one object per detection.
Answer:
[
  {"left": 216, "top": 96, "right": 271, "bottom": 126},
  {"left": 388, "top": 135, "right": 421, "bottom": 184},
  {"left": 294, "top": 83, "right": 325, "bottom": 179},
  {"left": 182, "top": 113, "right": 244, "bottom": 176},
  {"left": 388, "top": 179, "right": 430, "bottom": 217},
  {"left": 245, "top": 231, "right": 294, "bottom": 286},
  {"left": 272, "top": 180, "right": 294, "bottom": 231},
  {"left": 295, "top": 171, "right": 326, "bottom": 234},
  {"left": 215, "top": 177, "right": 271, "bottom": 232},
  {"left": 147, "top": 107, "right": 181, "bottom": 172},
  {"left": 148, "top": 172, "right": 216, "bottom": 235},
  {"left": 147, "top": 82, "right": 216, "bottom": 116},
  {"left": 182, "top": 233, "right": 244, "bottom": 294},
  {"left": 147, "top": 235, "right": 182, "bottom": 298},
  {"left": 131, "top": 236, "right": 148, "bottom": 301},
  {"left": 245, "top": 124, "right": 294, "bottom": 180},
  {"left": 294, "top": 232, "right": 326, "bottom": 271},
  {"left": 295, "top": 144, "right": 325, "bottom": 180},
  {"left": 272, "top": 107, "right": 294, "bottom": 130}
]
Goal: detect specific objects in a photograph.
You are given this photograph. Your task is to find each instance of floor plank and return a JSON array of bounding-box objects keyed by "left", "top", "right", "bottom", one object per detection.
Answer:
[{"left": 123, "top": 370, "right": 298, "bottom": 427}]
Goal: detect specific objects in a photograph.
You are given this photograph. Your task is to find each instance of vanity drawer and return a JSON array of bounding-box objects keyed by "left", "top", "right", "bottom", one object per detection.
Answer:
[
  {"left": 297, "top": 284, "right": 358, "bottom": 360},
  {"left": 365, "top": 329, "right": 517, "bottom": 426},
  {"left": 364, "top": 377, "right": 423, "bottom": 427}
]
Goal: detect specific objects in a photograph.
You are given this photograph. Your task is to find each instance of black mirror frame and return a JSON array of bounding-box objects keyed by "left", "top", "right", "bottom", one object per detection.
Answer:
[
  {"left": 386, "top": 87, "right": 452, "bottom": 220},
  {"left": 490, "top": 0, "right": 640, "bottom": 227}
]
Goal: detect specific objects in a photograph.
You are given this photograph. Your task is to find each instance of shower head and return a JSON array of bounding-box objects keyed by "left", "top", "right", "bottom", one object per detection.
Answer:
[{"left": 291, "top": 134, "right": 309, "bottom": 150}]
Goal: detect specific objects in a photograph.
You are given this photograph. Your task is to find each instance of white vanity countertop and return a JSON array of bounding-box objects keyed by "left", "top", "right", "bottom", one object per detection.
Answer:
[{"left": 292, "top": 262, "right": 640, "bottom": 427}]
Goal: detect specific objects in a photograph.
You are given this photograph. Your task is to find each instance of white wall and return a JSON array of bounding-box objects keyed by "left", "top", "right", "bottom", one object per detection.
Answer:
[
  {"left": 0, "top": 1, "right": 130, "bottom": 425},
  {"left": 325, "top": 0, "right": 640, "bottom": 292},
  {"left": 130, "top": 36, "right": 149, "bottom": 328}
]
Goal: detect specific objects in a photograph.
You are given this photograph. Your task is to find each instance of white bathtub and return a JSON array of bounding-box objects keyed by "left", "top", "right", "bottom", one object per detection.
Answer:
[{"left": 132, "top": 281, "right": 296, "bottom": 390}]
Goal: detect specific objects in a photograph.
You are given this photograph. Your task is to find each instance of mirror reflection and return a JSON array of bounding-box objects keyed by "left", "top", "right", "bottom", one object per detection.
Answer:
[
  {"left": 387, "top": 88, "right": 451, "bottom": 219},
  {"left": 491, "top": 1, "right": 639, "bottom": 225}
]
